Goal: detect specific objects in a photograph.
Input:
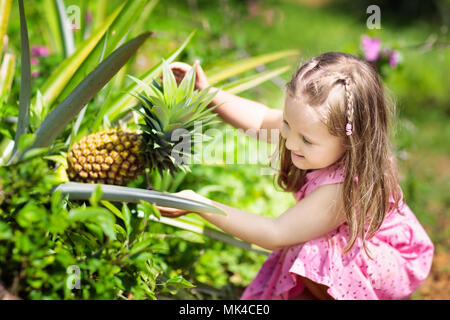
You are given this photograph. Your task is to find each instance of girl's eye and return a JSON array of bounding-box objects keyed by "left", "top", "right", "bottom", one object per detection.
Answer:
[{"left": 283, "top": 120, "right": 312, "bottom": 144}]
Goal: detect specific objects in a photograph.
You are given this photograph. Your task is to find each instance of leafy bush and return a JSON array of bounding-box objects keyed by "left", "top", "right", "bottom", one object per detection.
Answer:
[{"left": 0, "top": 157, "right": 196, "bottom": 299}]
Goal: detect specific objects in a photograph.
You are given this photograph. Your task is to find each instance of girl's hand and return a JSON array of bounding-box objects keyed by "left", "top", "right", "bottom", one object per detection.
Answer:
[
  {"left": 156, "top": 189, "right": 212, "bottom": 218},
  {"left": 169, "top": 60, "right": 210, "bottom": 91}
]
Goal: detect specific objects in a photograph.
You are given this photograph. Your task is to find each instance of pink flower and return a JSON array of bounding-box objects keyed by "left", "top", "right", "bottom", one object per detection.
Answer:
[
  {"left": 248, "top": 0, "right": 260, "bottom": 17},
  {"left": 31, "top": 45, "right": 49, "bottom": 57},
  {"left": 30, "top": 57, "right": 39, "bottom": 65},
  {"left": 361, "top": 35, "right": 381, "bottom": 62},
  {"left": 31, "top": 70, "right": 40, "bottom": 78},
  {"left": 85, "top": 11, "right": 93, "bottom": 24},
  {"left": 389, "top": 50, "right": 401, "bottom": 68}
]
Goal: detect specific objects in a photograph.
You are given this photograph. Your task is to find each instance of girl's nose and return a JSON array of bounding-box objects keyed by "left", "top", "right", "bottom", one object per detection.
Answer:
[{"left": 285, "top": 133, "right": 301, "bottom": 153}]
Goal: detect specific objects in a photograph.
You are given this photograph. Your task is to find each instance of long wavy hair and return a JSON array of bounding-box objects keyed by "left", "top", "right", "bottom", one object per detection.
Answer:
[{"left": 273, "top": 52, "right": 403, "bottom": 254}]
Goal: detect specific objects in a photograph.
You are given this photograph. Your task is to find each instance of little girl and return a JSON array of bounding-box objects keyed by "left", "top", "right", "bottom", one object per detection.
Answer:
[{"left": 158, "top": 52, "right": 434, "bottom": 300}]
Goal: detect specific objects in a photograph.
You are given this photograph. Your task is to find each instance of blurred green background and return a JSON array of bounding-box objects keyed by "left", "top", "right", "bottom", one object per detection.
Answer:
[{"left": 2, "top": 0, "right": 449, "bottom": 299}]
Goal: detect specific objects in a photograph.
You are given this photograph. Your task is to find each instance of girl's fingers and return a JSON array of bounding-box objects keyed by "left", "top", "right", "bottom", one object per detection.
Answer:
[
  {"left": 194, "top": 60, "right": 203, "bottom": 74},
  {"left": 155, "top": 205, "right": 189, "bottom": 218},
  {"left": 169, "top": 62, "right": 192, "bottom": 85},
  {"left": 193, "top": 60, "right": 210, "bottom": 90},
  {"left": 167, "top": 61, "right": 210, "bottom": 90},
  {"left": 169, "top": 62, "right": 191, "bottom": 73}
]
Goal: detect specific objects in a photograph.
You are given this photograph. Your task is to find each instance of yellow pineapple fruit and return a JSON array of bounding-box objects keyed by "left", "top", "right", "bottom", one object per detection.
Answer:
[{"left": 67, "top": 130, "right": 144, "bottom": 186}]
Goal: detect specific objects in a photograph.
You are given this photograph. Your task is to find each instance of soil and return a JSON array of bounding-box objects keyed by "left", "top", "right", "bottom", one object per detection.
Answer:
[{"left": 413, "top": 248, "right": 450, "bottom": 300}]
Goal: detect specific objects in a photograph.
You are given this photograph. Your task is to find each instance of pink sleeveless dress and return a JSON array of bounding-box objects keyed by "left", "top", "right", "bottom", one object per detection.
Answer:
[{"left": 241, "top": 162, "right": 434, "bottom": 300}]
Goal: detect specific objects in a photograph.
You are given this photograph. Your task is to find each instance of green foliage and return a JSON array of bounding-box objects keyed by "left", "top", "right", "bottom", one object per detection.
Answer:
[{"left": 0, "top": 157, "right": 195, "bottom": 299}]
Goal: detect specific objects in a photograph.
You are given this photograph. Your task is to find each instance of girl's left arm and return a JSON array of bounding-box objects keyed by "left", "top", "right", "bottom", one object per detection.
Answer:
[{"left": 159, "top": 184, "right": 346, "bottom": 251}]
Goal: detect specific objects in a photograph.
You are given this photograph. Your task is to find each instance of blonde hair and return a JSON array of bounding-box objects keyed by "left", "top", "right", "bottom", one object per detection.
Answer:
[{"left": 275, "top": 52, "right": 403, "bottom": 254}]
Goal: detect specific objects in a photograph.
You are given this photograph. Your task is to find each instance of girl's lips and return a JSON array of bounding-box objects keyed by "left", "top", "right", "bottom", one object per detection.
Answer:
[{"left": 291, "top": 151, "right": 304, "bottom": 159}]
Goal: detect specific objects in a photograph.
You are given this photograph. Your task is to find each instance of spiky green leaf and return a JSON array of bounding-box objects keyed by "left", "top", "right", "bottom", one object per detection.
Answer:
[
  {"left": 161, "top": 59, "right": 178, "bottom": 106},
  {"left": 101, "top": 30, "right": 197, "bottom": 125},
  {"left": 0, "top": 0, "right": 12, "bottom": 58},
  {"left": 54, "top": 182, "right": 226, "bottom": 215},
  {"left": 29, "top": 32, "right": 151, "bottom": 150},
  {"left": 207, "top": 49, "right": 299, "bottom": 85},
  {"left": 39, "top": 3, "right": 125, "bottom": 108},
  {"left": 12, "top": 0, "right": 31, "bottom": 160}
]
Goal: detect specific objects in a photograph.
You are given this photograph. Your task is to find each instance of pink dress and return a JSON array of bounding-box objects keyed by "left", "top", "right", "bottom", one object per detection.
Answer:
[{"left": 241, "top": 162, "right": 434, "bottom": 300}]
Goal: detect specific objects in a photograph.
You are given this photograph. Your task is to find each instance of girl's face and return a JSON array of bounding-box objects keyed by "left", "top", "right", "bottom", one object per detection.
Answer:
[{"left": 281, "top": 94, "right": 346, "bottom": 171}]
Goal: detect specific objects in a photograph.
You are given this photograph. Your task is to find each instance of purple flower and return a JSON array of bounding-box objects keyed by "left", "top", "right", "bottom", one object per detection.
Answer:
[
  {"left": 30, "top": 57, "right": 39, "bottom": 65},
  {"left": 31, "top": 45, "right": 49, "bottom": 57},
  {"left": 389, "top": 50, "right": 401, "bottom": 68},
  {"left": 361, "top": 35, "right": 381, "bottom": 62}
]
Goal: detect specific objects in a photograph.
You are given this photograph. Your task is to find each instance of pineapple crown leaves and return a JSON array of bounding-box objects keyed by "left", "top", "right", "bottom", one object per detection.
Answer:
[
  {"left": 128, "top": 60, "right": 222, "bottom": 138},
  {"left": 129, "top": 60, "right": 220, "bottom": 125},
  {"left": 126, "top": 59, "right": 223, "bottom": 172}
]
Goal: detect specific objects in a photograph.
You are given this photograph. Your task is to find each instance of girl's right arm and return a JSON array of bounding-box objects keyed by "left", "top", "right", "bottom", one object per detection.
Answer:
[
  {"left": 156, "top": 184, "right": 346, "bottom": 251},
  {"left": 170, "top": 61, "right": 283, "bottom": 144},
  {"left": 207, "top": 89, "right": 283, "bottom": 143}
]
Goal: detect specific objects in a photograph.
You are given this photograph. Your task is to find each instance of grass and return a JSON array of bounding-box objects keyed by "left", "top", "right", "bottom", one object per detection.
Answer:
[{"left": 395, "top": 110, "right": 450, "bottom": 250}]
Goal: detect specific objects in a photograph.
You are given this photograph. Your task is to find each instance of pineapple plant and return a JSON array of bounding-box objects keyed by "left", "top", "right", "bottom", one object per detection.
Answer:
[{"left": 67, "top": 61, "right": 219, "bottom": 186}]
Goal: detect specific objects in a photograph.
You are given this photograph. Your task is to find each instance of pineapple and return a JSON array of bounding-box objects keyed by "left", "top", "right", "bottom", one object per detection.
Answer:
[
  {"left": 67, "top": 61, "right": 219, "bottom": 186},
  {"left": 67, "top": 130, "right": 144, "bottom": 185}
]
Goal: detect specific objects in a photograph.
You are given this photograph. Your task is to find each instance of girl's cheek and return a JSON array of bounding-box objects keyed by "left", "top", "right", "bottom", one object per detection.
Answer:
[{"left": 281, "top": 122, "right": 292, "bottom": 137}]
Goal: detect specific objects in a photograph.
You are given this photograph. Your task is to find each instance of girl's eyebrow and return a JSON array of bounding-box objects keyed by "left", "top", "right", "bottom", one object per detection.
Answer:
[{"left": 282, "top": 117, "right": 316, "bottom": 143}]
